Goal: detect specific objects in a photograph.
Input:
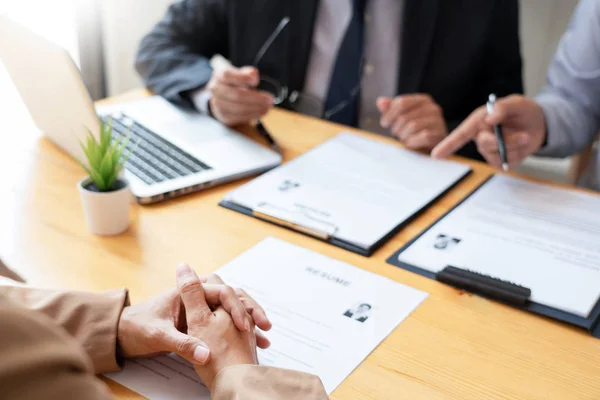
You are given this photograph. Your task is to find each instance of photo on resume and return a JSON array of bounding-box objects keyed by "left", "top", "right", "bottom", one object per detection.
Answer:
[
  {"left": 432, "top": 233, "right": 461, "bottom": 252},
  {"left": 343, "top": 302, "right": 373, "bottom": 323},
  {"left": 278, "top": 179, "right": 301, "bottom": 192}
]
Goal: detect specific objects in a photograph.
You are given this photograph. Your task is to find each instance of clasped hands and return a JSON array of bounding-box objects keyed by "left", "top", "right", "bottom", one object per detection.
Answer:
[
  {"left": 117, "top": 264, "right": 269, "bottom": 390},
  {"left": 205, "top": 65, "right": 447, "bottom": 152}
]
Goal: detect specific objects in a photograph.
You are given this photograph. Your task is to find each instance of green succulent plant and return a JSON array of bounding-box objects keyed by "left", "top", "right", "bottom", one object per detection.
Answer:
[{"left": 77, "top": 120, "right": 132, "bottom": 192}]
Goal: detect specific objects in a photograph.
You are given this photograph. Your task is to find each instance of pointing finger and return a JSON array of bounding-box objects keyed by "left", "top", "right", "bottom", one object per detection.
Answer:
[{"left": 431, "top": 106, "right": 487, "bottom": 159}]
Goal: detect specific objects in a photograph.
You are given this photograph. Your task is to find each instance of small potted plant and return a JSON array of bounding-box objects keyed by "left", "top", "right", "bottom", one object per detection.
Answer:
[{"left": 77, "top": 121, "right": 133, "bottom": 236}]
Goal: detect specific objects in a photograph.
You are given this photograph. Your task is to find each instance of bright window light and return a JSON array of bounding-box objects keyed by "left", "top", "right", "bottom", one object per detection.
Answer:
[
  {"left": 0, "top": 0, "right": 79, "bottom": 63},
  {"left": 0, "top": 0, "right": 80, "bottom": 145}
]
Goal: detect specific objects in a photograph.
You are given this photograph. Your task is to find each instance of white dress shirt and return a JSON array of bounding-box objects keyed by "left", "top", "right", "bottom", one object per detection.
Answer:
[
  {"left": 303, "top": 0, "right": 403, "bottom": 135},
  {"left": 193, "top": 0, "right": 403, "bottom": 136}
]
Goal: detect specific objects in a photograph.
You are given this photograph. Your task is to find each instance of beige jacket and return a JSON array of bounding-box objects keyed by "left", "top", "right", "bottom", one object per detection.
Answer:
[{"left": 0, "top": 259, "right": 327, "bottom": 399}]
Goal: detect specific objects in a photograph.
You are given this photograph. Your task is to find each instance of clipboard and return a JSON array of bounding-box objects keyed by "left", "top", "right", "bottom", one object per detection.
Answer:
[
  {"left": 220, "top": 133, "right": 473, "bottom": 257},
  {"left": 219, "top": 167, "right": 471, "bottom": 257},
  {"left": 386, "top": 176, "right": 600, "bottom": 338}
]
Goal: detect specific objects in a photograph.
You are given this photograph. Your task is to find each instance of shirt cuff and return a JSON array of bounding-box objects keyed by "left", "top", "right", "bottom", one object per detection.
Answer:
[
  {"left": 535, "top": 92, "right": 565, "bottom": 157},
  {"left": 190, "top": 88, "right": 213, "bottom": 115},
  {"left": 94, "top": 289, "right": 130, "bottom": 373},
  {"left": 534, "top": 90, "right": 598, "bottom": 158},
  {"left": 61, "top": 288, "right": 130, "bottom": 374}
]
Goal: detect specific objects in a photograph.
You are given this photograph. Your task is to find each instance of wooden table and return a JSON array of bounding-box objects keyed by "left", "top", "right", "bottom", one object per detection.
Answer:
[{"left": 1, "top": 90, "right": 599, "bottom": 400}]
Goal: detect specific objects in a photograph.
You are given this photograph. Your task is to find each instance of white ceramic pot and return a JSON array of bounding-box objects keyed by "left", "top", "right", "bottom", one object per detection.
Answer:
[{"left": 78, "top": 177, "right": 131, "bottom": 236}]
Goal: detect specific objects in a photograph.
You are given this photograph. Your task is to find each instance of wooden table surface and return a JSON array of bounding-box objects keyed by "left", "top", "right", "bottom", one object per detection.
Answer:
[{"left": 1, "top": 90, "right": 599, "bottom": 400}]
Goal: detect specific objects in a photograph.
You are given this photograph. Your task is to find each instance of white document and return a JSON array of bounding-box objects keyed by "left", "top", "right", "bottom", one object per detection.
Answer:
[
  {"left": 106, "top": 237, "right": 428, "bottom": 398},
  {"left": 397, "top": 175, "right": 600, "bottom": 317},
  {"left": 224, "top": 133, "right": 471, "bottom": 250}
]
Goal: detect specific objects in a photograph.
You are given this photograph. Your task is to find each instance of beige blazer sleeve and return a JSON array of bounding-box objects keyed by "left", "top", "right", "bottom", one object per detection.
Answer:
[
  {"left": 0, "top": 295, "right": 113, "bottom": 400},
  {"left": 212, "top": 365, "right": 329, "bottom": 400},
  {"left": 0, "top": 262, "right": 129, "bottom": 374},
  {"left": 0, "top": 260, "right": 328, "bottom": 399}
]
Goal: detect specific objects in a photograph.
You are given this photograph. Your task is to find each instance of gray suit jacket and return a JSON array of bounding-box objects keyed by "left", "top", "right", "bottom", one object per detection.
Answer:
[{"left": 536, "top": 0, "right": 600, "bottom": 190}]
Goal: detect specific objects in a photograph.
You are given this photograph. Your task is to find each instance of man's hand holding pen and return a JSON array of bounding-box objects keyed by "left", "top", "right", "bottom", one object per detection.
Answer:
[{"left": 431, "top": 95, "right": 548, "bottom": 169}]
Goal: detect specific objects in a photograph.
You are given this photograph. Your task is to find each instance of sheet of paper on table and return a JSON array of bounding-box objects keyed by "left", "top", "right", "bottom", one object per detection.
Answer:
[
  {"left": 397, "top": 175, "right": 600, "bottom": 318},
  {"left": 105, "top": 237, "right": 428, "bottom": 399},
  {"left": 223, "top": 132, "right": 472, "bottom": 251}
]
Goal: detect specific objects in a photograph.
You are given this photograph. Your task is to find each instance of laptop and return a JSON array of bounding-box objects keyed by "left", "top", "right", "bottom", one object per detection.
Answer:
[{"left": 0, "top": 16, "right": 282, "bottom": 204}]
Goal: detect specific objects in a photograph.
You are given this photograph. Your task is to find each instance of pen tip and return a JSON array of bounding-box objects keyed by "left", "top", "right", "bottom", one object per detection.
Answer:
[
  {"left": 502, "top": 163, "right": 509, "bottom": 172},
  {"left": 488, "top": 93, "right": 497, "bottom": 103}
]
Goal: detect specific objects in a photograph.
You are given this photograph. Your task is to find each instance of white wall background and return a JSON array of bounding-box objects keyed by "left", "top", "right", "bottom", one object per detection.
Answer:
[
  {"left": 517, "top": 0, "right": 578, "bottom": 182},
  {"left": 520, "top": 0, "right": 578, "bottom": 96},
  {"left": 99, "top": 0, "right": 581, "bottom": 182},
  {"left": 100, "top": 0, "right": 172, "bottom": 96}
]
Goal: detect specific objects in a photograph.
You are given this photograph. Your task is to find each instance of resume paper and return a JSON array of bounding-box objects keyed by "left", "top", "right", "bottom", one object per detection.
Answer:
[
  {"left": 396, "top": 175, "right": 600, "bottom": 317},
  {"left": 106, "top": 238, "right": 428, "bottom": 398}
]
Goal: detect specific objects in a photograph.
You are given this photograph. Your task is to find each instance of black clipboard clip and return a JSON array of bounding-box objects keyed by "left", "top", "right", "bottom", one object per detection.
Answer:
[{"left": 436, "top": 266, "right": 531, "bottom": 306}]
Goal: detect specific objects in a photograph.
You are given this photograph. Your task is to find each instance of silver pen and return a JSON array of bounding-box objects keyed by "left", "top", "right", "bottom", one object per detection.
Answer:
[{"left": 486, "top": 94, "right": 509, "bottom": 172}]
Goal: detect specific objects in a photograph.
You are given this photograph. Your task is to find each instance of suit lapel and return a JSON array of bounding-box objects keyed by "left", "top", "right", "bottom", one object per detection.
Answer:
[
  {"left": 397, "top": 0, "right": 440, "bottom": 94},
  {"left": 287, "top": 0, "right": 319, "bottom": 92}
]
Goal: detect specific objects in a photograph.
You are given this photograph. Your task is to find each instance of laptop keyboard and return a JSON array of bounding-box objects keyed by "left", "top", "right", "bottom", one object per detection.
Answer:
[{"left": 104, "top": 114, "right": 212, "bottom": 185}]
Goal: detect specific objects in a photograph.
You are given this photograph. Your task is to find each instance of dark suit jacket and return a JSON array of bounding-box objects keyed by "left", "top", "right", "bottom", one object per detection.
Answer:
[{"left": 135, "top": 0, "right": 523, "bottom": 160}]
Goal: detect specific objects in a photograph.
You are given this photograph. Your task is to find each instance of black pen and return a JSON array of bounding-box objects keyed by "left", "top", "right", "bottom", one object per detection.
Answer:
[
  {"left": 486, "top": 94, "right": 508, "bottom": 172},
  {"left": 256, "top": 119, "right": 282, "bottom": 154}
]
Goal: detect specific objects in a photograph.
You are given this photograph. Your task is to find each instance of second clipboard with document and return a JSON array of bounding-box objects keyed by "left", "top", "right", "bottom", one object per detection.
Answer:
[
  {"left": 387, "top": 175, "right": 600, "bottom": 338},
  {"left": 219, "top": 132, "right": 472, "bottom": 256}
]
